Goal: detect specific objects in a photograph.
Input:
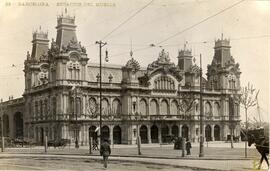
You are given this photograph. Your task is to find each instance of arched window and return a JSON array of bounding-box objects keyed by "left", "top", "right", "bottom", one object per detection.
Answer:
[
  {"left": 102, "top": 99, "right": 109, "bottom": 115},
  {"left": 112, "top": 98, "right": 121, "bottom": 115},
  {"left": 154, "top": 76, "right": 175, "bottom": 90},
  {"left": 205, "top": 102, "right": 212, "bottom": 116},
  {"left": 139, "top": 99, "right": 147, "bottom": 115},
  {"left": 150, "top": 99, "right": 158, "bottom": 115},
  {"left": 160, "top": 100, "right": 168, "bottom": 115},
  {"left": 213, "top": 102, "right": 220, "bottom": 117},
  {"left": 76, "top": 97, "right": 81, "bottom": 117},
  {"left": 52, "top": 97, "right": 57, "bottom": 116},
  {"left": 44, "top": 99, "right": 48, "bottom": 119},
  {"left": 170, "top": 100, "right": 178, "bottom": 115},
  {"left": 34, "top": 101, "right": 38, "bottom": 119},
  {"left": 88, "top": 98, "right": 97, "bottom": 115}
]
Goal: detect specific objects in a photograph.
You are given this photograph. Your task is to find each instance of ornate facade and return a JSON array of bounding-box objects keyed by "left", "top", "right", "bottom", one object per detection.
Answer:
[{"left": 0, "top": 12, "right": 242, "bottom": 145}]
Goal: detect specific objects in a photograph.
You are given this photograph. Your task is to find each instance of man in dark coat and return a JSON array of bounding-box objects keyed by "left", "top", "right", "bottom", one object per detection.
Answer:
[
  {"left": 100, "top": 138, "right": 111, "bottom": 168},
  {"left": 186, "top": 138, "right": 192, "bottom": 155}
]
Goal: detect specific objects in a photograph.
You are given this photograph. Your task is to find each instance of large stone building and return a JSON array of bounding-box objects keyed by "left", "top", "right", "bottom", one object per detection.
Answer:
[{"left": 0, "top": 12, "right": 242, "bottom": 145}]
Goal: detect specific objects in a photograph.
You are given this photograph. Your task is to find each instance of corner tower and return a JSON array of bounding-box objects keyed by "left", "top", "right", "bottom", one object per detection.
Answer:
[
  {"left": 207, "top": 37, "right": 241, "bottom": 91},
  {"left": 56, "top": 9, "right": 77, "bottom": 50}
]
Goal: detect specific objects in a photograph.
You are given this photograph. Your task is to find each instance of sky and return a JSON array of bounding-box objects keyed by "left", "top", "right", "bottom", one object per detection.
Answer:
[{"left": 0, "top": 0, "right": 269, "bottom": 123}]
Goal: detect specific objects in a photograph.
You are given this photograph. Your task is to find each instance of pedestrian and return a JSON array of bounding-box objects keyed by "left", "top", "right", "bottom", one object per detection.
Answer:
[
  {"left": 186, "top": 138, "right": 192, "bottom": 155},
  {"left": 100, "top": 138, "right": 111, "bottom": 168}
]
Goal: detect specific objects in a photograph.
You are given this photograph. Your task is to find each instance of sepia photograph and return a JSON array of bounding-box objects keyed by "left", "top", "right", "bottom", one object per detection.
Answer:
[{"left": 0, "top": 0, "right": 269, "bottom": 170}]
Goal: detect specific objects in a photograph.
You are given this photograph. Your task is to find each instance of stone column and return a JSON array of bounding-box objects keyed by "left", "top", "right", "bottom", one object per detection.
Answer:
[
  {"left": 147, "top": 125, "right": 151, "bottom": 144},
  {"left": 211, "top": 125, "right": 215, "bottom": 141},
  {"left": 158, "top": 125, "right": 162, "bottom": 143},
  {"left": 179, "top": 124, "right": 182, "bottom": 137},
  {"left": 110, "top": 125, "right": 114, "bottom": 145}
]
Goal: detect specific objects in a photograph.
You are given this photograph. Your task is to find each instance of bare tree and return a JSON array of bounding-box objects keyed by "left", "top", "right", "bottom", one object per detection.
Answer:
[{"left": 235, "top": 83, "right": 259, "bottom": 158}]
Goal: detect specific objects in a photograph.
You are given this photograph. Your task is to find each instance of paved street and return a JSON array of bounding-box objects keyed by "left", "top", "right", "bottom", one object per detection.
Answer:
[
  {"left": 0, "top": 155, "right": 196, "bottom": 171},
  {"left": 0, "top": 142, "right": 269, "bottom": 171}
]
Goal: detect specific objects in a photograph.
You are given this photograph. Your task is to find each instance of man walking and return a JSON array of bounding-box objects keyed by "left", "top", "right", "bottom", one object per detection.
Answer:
[
  {"left": 186, "top": 138, "right": 192, "bottom": 155},
  {"left": 100, "top": 138, "right": 111, "bottom": 168}
]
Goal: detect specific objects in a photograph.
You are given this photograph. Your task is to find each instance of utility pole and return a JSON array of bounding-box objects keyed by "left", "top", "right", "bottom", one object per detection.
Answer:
[
  {"left": 199, "top": 54, "right": 204, "bottom": 157},
  {"left": 95, "top": 40, "right": 107, "bottom": 148}
]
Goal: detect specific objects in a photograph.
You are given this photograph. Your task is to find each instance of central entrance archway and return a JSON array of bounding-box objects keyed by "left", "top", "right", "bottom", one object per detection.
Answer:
[
  {"left": 151, "top": 125, "right": 158, "bottom": 143},
  {"left": 214, "top": 125, "right": 220, "bottom": 141},
  {"left": 14, "top": 112, "right": 23, "bottom": 139},
  {"left": 140, "top": 125, "right": 148, "bottom": 144},
  {"left": 161, "top": 125, "right": 169, "bottom": 143},
  {"left": 205, "top": 125, "right": 212, "bottom": 141},
  {"left": 172, "top": 125, "right": 179, "bottom": 137},
  {"left": 89, "top": 126, "right": 98, "bottom": 142},
  {"left": 113, "top": 125, "right": 121, "bottom": 144}
]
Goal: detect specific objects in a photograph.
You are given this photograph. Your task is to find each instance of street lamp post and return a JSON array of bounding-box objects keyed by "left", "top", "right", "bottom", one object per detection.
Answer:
[
  {"left": 95, "top": 40, "right": 108, "bottom": 148},
  {"left": 134, "top": 112, "right": 142, "bottom": 155},
  {"left": 199, "top": 54, "right": 204, "bottom": 157},
  {"left": 72, "top": 86, "right": 79, "bottom": 149}
]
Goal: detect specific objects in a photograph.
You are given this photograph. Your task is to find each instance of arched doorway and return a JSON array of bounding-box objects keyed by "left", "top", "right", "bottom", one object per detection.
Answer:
[
  {"left": 151, "top": 125, "right": 158, "bottom": 143},
  {"left": 113, "top": 126, "right": 121, "bottom": 144},
  {"left": 205, "top": 125, "right": 212, "bottom": 141},
  {"left": 140, "top": 125, "right": 148, "bottom": 144},
  {"left": 214, "top": 125, "right": 220, "bottom": 141},
  {"left": 101, "top": 126, "right": 110, "bottom": 143},
  {"left": 89, "top": 126, "right": 98, "bottom": 142},
  {"left": 14, "top": 112, "right": 23, "bottom": 138},
  {"left": 40, "top": 128, "right": 44, "bottom": 145},
  {"left": 161, "top": 125, "right": 169, "bottom": 143},
  {"left": 182, "top": 125, "right": 189, "bottom": 139},
  {"left": 172, "top": 125, "right": 179, "bottom": 137},
  {"left": 3, "top": 115, "right": 9, "bottom": 137}
]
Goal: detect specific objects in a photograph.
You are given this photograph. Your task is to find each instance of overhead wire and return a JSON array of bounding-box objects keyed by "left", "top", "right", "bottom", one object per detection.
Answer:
[
  {"left": 101, "top": 0, "right": 154, "bottom": 40},
  {"left": 155, "top": 0, "right": 246, "bottom": 45}
]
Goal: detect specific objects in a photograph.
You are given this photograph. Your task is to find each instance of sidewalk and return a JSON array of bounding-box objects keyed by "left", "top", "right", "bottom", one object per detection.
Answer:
[
  {"left": 0, "top": 153, "right": 266, "bottom": 171},
  {"left": 1, "top": 142, "right": 267, "bottom": 170}
]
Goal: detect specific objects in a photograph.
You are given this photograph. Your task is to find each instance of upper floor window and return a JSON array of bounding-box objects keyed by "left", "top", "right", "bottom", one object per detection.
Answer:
[
  {"left": 154, "top": 76, "right": 175, "bottom": 90},
  {"left": 68, "top": 61, "right": 80, "bottom": 80}
]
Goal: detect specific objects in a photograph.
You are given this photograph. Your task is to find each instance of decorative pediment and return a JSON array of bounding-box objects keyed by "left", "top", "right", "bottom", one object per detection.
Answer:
[
  {"left": 61, "top": 37, "right": 86, "bottom": 54},
  {"left": 138, "top": 49, "right": 183, "bottom": 86}
]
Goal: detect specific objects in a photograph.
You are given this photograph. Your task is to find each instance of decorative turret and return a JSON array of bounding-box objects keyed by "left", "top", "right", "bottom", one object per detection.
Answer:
[
  {"left": 55, "top": 8, "right": 77, "bottom": 51},
  {"left": 30, "top": 27, "right": 49, "bottom": 61},
  {"left": 213, "top": 37, "right": 231, "bottom": 67},
  {"left": 177, "top": 47, "right": 193, "bottom": 72},
  {"left": 122, "top": 51, "right": 140, "bottom": 85}
]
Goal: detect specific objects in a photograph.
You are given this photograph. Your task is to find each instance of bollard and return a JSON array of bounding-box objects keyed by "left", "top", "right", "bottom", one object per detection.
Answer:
[
  {"left": 182, "top": 138, "right": 186, "bottom": 157},
  {"left": 45, "top": 136, "right": 47, "bottom": 153},
  {"left": 89, "top": 137, "right": 92, "bottom": 154}
]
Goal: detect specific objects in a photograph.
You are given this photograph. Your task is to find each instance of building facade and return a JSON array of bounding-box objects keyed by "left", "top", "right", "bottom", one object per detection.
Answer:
[{"left": 0, "top": 12, "right": 242, "bottom": 145}]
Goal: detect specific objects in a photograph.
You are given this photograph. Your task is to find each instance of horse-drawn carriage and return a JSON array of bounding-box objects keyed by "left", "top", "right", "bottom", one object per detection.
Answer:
[
  {"left": 247, "top": 126, "right": 269, "bottom": 169},
  {"left": 47, "top": 139, "right": 71, "bottom": 149}
]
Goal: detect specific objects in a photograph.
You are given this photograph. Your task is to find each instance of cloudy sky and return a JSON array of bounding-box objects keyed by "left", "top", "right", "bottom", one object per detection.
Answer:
[{"left": 0, "top": 0, "right": 269, "bottom": 122}]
